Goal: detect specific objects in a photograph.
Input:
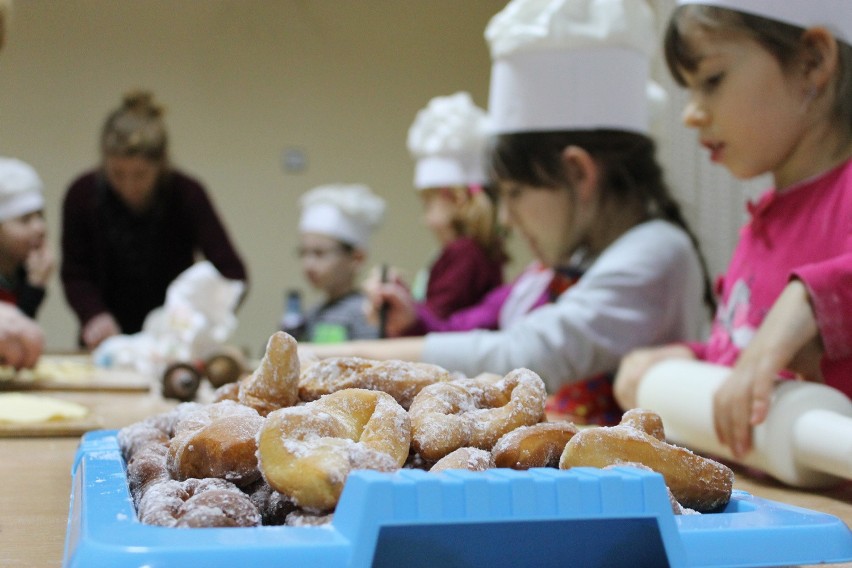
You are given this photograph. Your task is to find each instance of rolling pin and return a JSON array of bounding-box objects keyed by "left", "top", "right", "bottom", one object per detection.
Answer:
[{"left": 636, "top": 359, "right": 852, "bottom": 488}]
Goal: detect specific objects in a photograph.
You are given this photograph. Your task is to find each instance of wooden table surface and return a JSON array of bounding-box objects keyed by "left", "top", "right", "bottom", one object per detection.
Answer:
[{"left": 0, "top": 378, "right": 849, "bottom": 567}]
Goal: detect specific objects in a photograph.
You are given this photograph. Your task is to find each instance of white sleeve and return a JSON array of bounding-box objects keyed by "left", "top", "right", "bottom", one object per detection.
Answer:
[{"left": 422, "top": 221, "right": 706, "bottom": 391}]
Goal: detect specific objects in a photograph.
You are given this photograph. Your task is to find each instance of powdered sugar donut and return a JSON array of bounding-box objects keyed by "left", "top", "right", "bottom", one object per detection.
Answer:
[
  {"left": 257, "top": 388, "right": 410, "bottom": 511},
  {"left": 168, "top": 400, "right": 265, "bottom": 487},
  {"left": 298, "top": 357, "right": 454, "bottom": 409},
  {"left": 239, "top": 331, "right": 300, "bottom": 416},
  {"left": 559, "top": 419, "right": 734, "bottom": 512},
  {"left": 430, "top": 447, "right": 495, "bottom": 472},
  {"left": 137, "top": 478, "right": 261, "bottom": 528},
  {"left": 408, "top": 368, "right": 547, "bottom": 461},
  {"left": 492, "top": 421, "right": 578, "bottom": 469}
]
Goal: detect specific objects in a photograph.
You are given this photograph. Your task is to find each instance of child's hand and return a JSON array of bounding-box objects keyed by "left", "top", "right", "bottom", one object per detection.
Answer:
[
  {"left": 25, "top": 240, "right": 55, "bottom": 288},
  {"left": 82, "top": 312, "right": 121, "bottom": 350},
  {"left": 613, "top": 344, "right": 695, "bottom": 410},
  {"left": 0, "top": 303, "right": 44, "bottom": 369},
  {"left": 713, "top": 280, "right": 823, "bottom": 458}
]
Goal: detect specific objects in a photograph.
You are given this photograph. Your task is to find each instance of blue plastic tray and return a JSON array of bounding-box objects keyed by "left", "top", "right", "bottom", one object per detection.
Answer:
[{"left": 63, "top": 430, "right": 852, "bottom": 567}]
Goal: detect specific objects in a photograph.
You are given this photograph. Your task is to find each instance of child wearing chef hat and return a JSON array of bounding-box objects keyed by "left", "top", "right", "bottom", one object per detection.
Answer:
[
  {"left": 364, "top": 92, "right": 506, "bottom": 336},
  {"left": 0, "top": 157, "right": 54, "bottom": 319},
  {"left": 305, "top": 0, "right": 714, "bottom": 426},
  {"left": 296, "top": 183, "right": 386, "bottom": 343},
  {"left": 615, "top": 0, "right": 852, "bottom": 458}
]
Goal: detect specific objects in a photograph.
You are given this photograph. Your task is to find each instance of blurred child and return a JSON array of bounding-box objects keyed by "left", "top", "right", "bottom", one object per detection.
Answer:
[
  {"left": 614, "top": 0, "right": 852, "bottom": 457},
  {"left": 0, "top": 157, "right": 53, "bottom": 319},
  {"left": 297, "top": 184, "right": 385, "bottom": 342},
  {"left": 305, "top": 0, "right": 714, "bottom": 425},
  {"left": 368, "top": 92, "right": 505, "bottom": 336}
]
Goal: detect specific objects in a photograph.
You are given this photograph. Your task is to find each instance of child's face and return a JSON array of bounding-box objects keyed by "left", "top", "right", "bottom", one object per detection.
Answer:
[
  {"left": 104, "top": 155, "right": 162, "bottom": 213},
  {"left": 420, "top": 189, "right": 458, "bottom": 245},
  {"left": 677, "top": 25, "right": 811, "bottom": 186},
  {"left": 497, "top": 182, "right": 576, "bottom": 267},
  {"left": 298, "top": 233, "right": 361, "bottom": 297},
  {"left": 0, "top": 210, "right": 47, "bottom": 264}
]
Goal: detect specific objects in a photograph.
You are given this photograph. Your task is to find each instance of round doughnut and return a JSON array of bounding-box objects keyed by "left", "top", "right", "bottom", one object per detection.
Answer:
[
  {"left": 126, "top": 442, "right": 171, "bottom": 506},
  {"left": 285, "top": 510, "right": 334, "bottom": 527},
  {"left": 137, "top": 478, "right": 261, "bottom": 528},
  {"left": 492, "top": 421, "right": 578, "bottom": 469},
  {"left": 430, "top": 447, "right": 495, "bottom": 473},
  {"left": 558, "top": 424, "right": 733, "bottom": 512},
  {"left": 117, "top": 421, "right": 169, "bottom": 460},
  {"left": 408, "top": 368, "right": 547, "bottom": 461},
  {"left": 619, "top": 408, "right": 665, "bottom": 441},
  {"left": 257, "top": 388, "right": 410, "bottom": 511},
  {"left": 298, "top": 356, "right": 454, "bottom": 409},
  {"left": 168, "top": 400, "right": 265, "bottom": 487},
  {"left": 239, "top": 331, "right": 300, "bottom": 416}
]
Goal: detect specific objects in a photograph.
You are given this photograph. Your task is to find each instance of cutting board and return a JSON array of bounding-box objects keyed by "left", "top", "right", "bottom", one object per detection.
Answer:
[
  {"left": 0, "top": 415, "right": 105, "bottom": 437},
  {"left": 0, "top": 391, "right": 106, "bottom": 438},
  {"left": 0, "top": 355, "right": 152, "bottom": 392}
]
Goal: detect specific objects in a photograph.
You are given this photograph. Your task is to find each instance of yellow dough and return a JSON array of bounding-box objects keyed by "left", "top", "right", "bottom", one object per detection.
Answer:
[{"left": 0, "top": 393, "right": 89, "bottom": 423}]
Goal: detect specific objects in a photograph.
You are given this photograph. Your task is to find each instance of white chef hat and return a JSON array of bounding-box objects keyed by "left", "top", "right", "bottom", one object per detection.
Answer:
[
  {"left": 676, "top": 0, "right": 852, "bottom": 45},
  {"left": 298, "top": 184, "right": 385, "bottom": 251},
  {"left": 407, "top": 92, "right": 490, "bottom": 190},
  {"left": 0, "top": 157, "right": 45, "bottom": 223},
  {"left": 485, "top": 0, "right": 658, "bottom": 135}
]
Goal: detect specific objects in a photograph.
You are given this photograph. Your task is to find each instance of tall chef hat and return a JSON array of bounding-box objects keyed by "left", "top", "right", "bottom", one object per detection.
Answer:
[
  {"left": 298, "top": 183, "right": 386, "bottom": 251},
  {"left": 0, "top": 157, "right": 45, "bottom": 223},
  {"left": 485, "top": 0, "right": 659, "bottom": 135},
  {"left": 676, "top": 0, "right": 852, "bottom": 45},
  {"left": 407, "top": 92, "right": 490, "bottom": 190}
]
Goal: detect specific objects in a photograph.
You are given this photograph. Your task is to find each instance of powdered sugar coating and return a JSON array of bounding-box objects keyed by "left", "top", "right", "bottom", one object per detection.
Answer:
[
  {"left": 409, "top": 368, "right": 547, "bottom": 461},
  {"left": 257, "top": 388, "right": 410, "bottom": 511},
  {"left": 492, "top": 421, "right": 578, "bottom": 469},
  {"left": 239, "top": 331, "right": 300, "bottom": 415},
  {"left": 430, "top": 447, "right": 495, "bottom": 472},
  {"left": 137, "top": 477, "right": 260, "bottom": 528},
  {"left": 559, "top": 422, "right": 734, "bottom": 512},
  {"left": 298, "top": 357, "right": 454, "bottom": 409},
  {"left": 168, "top": 400, "right": 265, "bottom": 487}
]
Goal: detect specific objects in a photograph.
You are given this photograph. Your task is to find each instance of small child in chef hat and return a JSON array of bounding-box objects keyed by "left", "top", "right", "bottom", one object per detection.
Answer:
[
  {"left": 616, "top": 0, "right": 852, "bottom": 459},
  {"left": 296, "top": 183, "right": 386, "bottom": 342},
  {"left": 0, "top": 157, "right": 54, "bottom": 319},
  {"left": 365, "top": 92, "right": 506, "bottom": 336}
]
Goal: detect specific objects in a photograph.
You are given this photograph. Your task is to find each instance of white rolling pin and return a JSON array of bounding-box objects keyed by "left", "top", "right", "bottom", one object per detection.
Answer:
[{"left": 636, "top": 359, "right": 852, "bottom": 488}]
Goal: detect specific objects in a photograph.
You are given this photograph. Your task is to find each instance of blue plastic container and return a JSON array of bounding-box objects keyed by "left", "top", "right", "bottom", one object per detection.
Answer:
[{"left": 63, "top": 430, "right": 852, "bottom": 567}]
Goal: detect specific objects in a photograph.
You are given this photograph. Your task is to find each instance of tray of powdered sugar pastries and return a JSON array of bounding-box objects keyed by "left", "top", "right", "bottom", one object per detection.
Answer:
[{"left": 63, "top": 430, "right": 852, "bottom": 568}]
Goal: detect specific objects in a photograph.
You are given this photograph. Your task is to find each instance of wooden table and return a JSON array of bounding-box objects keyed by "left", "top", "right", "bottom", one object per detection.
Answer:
[{"left": 0, "top": 390, "right": 850, "bottom": 567}]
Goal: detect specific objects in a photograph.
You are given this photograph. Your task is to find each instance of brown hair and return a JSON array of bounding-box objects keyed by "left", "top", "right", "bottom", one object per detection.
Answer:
[
  {"left": 100, "top": 89, "right": 169, "bottom": 162},
  {"left": 490, "top": 129, "right": 716, "bottom": 317},
  {"left": 664, "top": 6, "right": 852, "bottom": 143},
  {"left": 421, "top": 185, "right": 506, "bottom": 263}
]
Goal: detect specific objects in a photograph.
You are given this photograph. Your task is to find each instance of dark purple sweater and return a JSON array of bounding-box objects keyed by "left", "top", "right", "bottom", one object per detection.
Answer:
[{"left": 60, "top": 169, "right": 248, "bottom": 336}]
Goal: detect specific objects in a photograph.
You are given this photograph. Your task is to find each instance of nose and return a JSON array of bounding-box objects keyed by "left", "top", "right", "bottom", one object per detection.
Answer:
[
  {"left": 681, "top": 98, "right": 709, "bottom": 129},
  {"left": 497, "top": 198, "right": 512, "bottom": 229}
]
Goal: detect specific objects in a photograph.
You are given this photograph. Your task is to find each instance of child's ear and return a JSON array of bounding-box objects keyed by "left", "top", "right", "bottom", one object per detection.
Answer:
[
  {"left": 561, "top": 145, "right": 599, "bottom": 204},
  {"left": 800, "top": 27, "right": 839, "bottom": 91}
]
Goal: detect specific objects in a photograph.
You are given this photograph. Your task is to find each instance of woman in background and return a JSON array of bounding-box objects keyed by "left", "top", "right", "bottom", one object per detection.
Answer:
[{"left": 61, "top": 90, "right": 247, "bottom": 350}]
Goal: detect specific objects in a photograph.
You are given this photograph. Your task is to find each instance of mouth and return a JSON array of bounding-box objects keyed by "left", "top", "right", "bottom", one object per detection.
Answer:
[{"left": 701, "top": 140, "right": 725, "bottom": 163}]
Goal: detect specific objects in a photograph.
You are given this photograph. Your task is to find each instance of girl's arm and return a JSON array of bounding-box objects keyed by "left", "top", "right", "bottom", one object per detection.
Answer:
[{"left": 712, "top": 279, "right": 822, "bottom": 458}]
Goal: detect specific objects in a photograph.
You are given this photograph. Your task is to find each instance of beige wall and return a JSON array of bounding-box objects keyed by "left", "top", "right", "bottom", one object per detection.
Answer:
[{"left": 1, "top": 0, "right": 766, "bottom": 356}]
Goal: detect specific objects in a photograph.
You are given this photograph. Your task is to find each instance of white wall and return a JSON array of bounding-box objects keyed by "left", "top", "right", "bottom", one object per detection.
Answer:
[{"left": 0, "top": 1, "right": 768, "bottom": 356}]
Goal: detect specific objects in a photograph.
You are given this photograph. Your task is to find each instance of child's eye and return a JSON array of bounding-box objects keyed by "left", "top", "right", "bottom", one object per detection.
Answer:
[{"left": 701, "top": 72, "right": 724, "bottom": 93}]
